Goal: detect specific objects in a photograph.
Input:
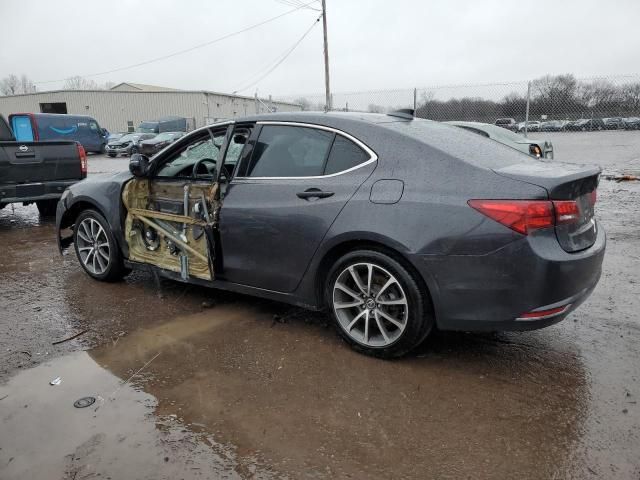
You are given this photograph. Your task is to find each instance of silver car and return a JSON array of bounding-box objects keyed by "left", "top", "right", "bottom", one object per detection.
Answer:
[
  {"left": 106, "top": 133, "right": 156, "bottom": 157},
  {"left": 446, "top": 121, "right": 554, "bottom": 159}
]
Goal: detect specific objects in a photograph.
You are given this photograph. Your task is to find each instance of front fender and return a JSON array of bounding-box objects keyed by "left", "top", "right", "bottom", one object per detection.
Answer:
[{"left": 55, "top": 172, "right": 131, "bottom": 256}]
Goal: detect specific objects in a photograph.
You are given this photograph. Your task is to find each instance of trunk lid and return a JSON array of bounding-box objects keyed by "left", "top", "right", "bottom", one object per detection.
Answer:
[{"left": 493, "top": 162, "right": 600, "bottom": 252}]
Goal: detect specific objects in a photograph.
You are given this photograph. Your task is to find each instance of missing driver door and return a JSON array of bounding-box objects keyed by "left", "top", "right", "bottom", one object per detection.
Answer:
[{"left": 121, "top": 126, "right": 233, "bottom": 281}]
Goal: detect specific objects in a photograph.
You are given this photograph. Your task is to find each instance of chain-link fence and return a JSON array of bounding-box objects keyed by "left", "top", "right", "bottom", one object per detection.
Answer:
[{"left": 280, "top": 74, "right": 640, "bottom": 132}]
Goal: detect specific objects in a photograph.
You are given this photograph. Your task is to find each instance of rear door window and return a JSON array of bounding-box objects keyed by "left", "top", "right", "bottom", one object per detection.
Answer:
[
  {"left": 324, "top": 135, "right": 370, "bottom": 175},
  {"left": 245, "top": 125, "right": 334, "bottom": 177}
]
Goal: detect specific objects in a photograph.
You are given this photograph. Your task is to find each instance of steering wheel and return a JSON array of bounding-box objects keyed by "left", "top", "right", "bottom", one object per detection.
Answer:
[{"left": 191, "top": 158, "right": 217, "bottom": 179}]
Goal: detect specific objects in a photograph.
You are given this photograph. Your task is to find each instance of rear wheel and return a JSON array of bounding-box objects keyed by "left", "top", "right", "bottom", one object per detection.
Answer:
[
  {"left": 36, "top": 199, "right": 58, "bottom": 217},
  {"left": 73, "top": 209, "right": 126, "bottom": 282},
  {"left": 325, "top": 249, "right": 433, "bottom": 358}
]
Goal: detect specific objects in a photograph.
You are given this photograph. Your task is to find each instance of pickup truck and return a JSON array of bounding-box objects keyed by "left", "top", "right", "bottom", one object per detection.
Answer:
[{"left": 0, "top": 115, "right": 87, "bottom": 216}]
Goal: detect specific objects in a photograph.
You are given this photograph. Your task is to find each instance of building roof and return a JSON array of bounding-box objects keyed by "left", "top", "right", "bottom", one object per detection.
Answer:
[{"left": 109, "top": 82, "right": 180, "bottom": 92}]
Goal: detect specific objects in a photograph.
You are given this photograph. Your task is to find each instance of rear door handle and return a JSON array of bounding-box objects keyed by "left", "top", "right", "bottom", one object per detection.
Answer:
[{"left": 296, "top": 188, "right": 334, "bottom": 200}]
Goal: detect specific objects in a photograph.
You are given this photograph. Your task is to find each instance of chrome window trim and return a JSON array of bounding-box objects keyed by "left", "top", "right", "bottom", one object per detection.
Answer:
[{"left": 232, "top": 121, "right": 378, "bottom": 181}]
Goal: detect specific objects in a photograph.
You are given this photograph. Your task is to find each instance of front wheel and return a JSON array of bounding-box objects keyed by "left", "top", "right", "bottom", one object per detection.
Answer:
[
  {"left": 73, "top": 209, "right": 126, "bottom": 282},
  {"left": 36, "top": 199, "right": 58, "bottom": 217},
  {"left": 325, "top": 250, "right": 433, "bottom": 358}
]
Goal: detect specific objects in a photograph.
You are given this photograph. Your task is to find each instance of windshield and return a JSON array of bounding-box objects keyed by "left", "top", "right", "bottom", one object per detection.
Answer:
[
  {"left": 138, "top": 122, "right": 158, "bottom": 133},
  {"left": 154, "top": 132, "right": 177, "bottom": 141},
  {"left": 119, "top": 134, "right": 141, "bottom": 142}
]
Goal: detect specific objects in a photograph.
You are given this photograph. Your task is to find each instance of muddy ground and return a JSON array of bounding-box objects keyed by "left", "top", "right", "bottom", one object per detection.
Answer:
[{"left": 1, "top": 131, "right": 639, "bottom": 479}]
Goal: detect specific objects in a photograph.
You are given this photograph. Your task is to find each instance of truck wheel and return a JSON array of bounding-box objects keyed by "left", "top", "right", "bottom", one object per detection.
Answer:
[
  {"left": 73, "top": 209, "right": 126, "bottom": 282},
  {"left": 36, "top": 200, "right": 58, "bottom": 217},
  {"left": 325, "top": 249, "right": 434, "bottom": 358}
]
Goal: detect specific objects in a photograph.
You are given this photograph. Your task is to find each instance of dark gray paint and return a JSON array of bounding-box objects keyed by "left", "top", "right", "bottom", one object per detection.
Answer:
[{"left": 57, "top": 112, "right": 605, "bottom": 331}]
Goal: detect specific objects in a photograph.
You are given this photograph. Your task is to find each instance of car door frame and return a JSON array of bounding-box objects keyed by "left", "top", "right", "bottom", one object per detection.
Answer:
[{"left": 122, "top": 122, "right": 235, "bottom": 281}]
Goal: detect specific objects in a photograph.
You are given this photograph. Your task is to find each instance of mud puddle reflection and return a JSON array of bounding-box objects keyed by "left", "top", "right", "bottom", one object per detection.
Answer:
[
  {"left": 2, "top": 303, "right": 593, "bottom": 479},
  {"left": 0, "top": 349, "right": 279, "bottom": 480}
]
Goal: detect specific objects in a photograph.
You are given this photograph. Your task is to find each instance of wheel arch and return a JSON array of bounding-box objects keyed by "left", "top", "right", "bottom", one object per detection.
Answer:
[
  {"left": 59, "top": 199, "right": 109, "bottom": 231},
  {"left": 313, "top": 236, "right": 437, "bottom": 320}
]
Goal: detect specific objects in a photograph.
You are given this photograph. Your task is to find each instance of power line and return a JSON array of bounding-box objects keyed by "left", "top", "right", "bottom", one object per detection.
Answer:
[
  {"left": 231, "top": 16, "right": 321, "bottom": 94},
  {"left": 232, "top": 17, "right": 320, "bottom": 94},
  {"left": 275, "top": 0, "right": 321, "bottom": 11},
  {"left": 34, "top": 0, "right": 319, "bottom": 85}
]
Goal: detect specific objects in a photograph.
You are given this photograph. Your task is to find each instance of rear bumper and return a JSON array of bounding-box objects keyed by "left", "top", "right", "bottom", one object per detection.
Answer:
[
  {"left": 0, "top": 180, "right": 78, "bottom": 205},
  {"left": 412, "top": 223, "right": 606, "bottom": 332}
]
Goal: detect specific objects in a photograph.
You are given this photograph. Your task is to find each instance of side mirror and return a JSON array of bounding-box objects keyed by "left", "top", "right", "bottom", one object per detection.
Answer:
[{"left": 129, "top": 153, "right": 150, "bottom": 177}]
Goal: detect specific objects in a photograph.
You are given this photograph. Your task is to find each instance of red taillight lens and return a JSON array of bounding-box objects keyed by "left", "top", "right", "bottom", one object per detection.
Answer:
[
  {"left": 77, "top": 143, "right": 87, "bottom": 178},
  {"left": 553, "top": 200, "right": 580, "bottom": 224},
  {"left": 468, "top": 199, "right": 580, "bottom": 235},
  {"left": 517, "top": 304, "right": 570, "bottom": 320},
  {"left": 468, "top": 200, "right": 554, "bottom": 235}
]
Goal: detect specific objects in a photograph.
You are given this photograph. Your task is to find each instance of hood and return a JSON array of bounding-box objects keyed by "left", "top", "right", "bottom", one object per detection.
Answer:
[{"left": 141, "top": 138, "right": 166, "bottom": 145}]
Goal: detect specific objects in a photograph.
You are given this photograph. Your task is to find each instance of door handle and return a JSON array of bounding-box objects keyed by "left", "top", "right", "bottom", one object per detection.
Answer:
[{"left": 296, "top": 188, "right": 334, "bottom": 200}]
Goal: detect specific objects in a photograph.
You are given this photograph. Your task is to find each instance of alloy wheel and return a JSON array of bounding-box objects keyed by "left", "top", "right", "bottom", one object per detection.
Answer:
[
  {"left": 76, "top": 217, "right": 111, "bottom": 275},
  {"left": 332, "top": 262, "right": 409, "bottom": 347}
]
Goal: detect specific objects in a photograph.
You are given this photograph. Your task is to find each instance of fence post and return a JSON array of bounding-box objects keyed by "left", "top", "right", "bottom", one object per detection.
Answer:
[
  {"left": 255, "top": 92, "right": 259, "bottom": 114},
  {"left": 413, "top": 88, "right": 417, "bottom": 113},
  {"left": 524, "top": 81, "right": 531, "bottom": 138}
]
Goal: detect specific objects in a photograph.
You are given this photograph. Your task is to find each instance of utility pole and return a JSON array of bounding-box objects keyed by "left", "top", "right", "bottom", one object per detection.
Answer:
[
  {"left": 524, "top": 81, "right": 531, "bottom": 138},
  {"left": 321, "top": 0, "right": 331, "bottom": 111}
]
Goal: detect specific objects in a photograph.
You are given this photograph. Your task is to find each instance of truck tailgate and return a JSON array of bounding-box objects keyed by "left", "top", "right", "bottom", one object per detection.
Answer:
[{"left": 0, "top": 141, "right": 81, "bottom": 184}]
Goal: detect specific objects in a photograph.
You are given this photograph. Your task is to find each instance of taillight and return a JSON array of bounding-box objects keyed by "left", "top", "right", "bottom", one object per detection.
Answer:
[
  {"left": 529, "top": 144, "right": 542, "bottom": 157},
  {"left": 468, "top": 199, "right": 580, "bottom": 235},
  {"left": 77, "top": 143, "right": 87, "bottom": 178},
  {"left": 553, "top": 200, "right": 580, "bottom": 224}
]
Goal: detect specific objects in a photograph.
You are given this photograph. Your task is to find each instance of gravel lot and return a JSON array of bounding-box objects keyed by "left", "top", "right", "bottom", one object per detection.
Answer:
[{"left": 1, "top": 130, "right": 638, "bottom": 479}]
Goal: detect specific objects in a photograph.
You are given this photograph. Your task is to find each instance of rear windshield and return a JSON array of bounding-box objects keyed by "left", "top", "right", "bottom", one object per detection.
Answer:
[{"left": 383, "top": 119, "right": 536, "bottom": 169}]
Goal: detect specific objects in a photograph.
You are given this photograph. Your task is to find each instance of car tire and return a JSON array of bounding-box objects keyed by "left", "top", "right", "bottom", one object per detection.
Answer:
[
  {"left": 130, "top": 146, "right": 138, "bottom": 156},
  {"left": 325, "top": 249, "right": 434, "bottom": 358},
  {"left": 36, "top": 199, "right": 58, "bottom": 217},
  {"left": 107, "top": 153, "right": 116, "bottom": 158},
  {"left": 73, "top": 209, "right": 126, "bottom": 282}
]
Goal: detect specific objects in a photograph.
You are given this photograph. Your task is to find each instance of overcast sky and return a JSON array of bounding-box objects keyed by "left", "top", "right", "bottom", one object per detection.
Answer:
[{"left": 1, "top": 0, "right": 638, "bottom": 98}]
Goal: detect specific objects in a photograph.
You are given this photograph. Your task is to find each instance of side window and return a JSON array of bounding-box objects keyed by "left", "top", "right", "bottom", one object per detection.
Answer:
[
  {"left": 155, "top": 131, "right": 224, "bottom": 179},
  {"left": 246, "top": 125, "right": 334, "bottom": 177},
  {"left": 324, "top": 135, "right": 370, "bottom": 175},
  {"left": 89, "top": 122, "right": 99, "bottom": 132}
]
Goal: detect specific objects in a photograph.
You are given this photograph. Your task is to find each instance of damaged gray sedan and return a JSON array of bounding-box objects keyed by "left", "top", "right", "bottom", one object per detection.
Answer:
[{"left": 57, "top": 112, "right": 604, "bottom": 358}]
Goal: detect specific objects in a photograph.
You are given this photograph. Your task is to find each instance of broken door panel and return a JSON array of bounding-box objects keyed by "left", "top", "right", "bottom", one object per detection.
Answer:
[{"left": 122, "top": 178, "right": 219, "bottom": 281}]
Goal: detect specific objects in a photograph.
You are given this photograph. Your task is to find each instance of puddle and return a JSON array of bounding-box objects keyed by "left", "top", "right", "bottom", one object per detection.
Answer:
[{"left": 0, "top": 350, "right": 279, "bottom": 480}]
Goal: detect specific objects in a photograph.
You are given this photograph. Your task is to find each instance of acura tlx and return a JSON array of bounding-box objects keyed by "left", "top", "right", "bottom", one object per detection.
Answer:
[{"left": 57, "top": 111, "right": 605, "bottom": 358}]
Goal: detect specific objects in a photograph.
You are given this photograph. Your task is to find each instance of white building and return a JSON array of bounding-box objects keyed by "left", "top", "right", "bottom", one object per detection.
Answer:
[{"left": 0, "top": 82, "right": 301, "bottom": 132}]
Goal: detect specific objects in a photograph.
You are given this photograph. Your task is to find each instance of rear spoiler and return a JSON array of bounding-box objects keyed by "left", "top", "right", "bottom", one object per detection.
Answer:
[
  {"left": 493, "top": 162, "right": 601, "bottom": 200},
  {"left": 0, "top": 115, "right": 15, "bottom": 141}
]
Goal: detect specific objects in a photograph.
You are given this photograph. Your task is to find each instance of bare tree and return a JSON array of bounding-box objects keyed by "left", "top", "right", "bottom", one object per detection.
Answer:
[
  {"left": 621, "top": 82, "right": 640, "bottom": 114},
  {"left": 293, "top": 97, "right": 311, "bottom": 111},
  {"left": 63, "top": 76, "right": 100, "bottom": 90},
  {"left": 0, "top": 73, "right": 37, "bottom": 95}
]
